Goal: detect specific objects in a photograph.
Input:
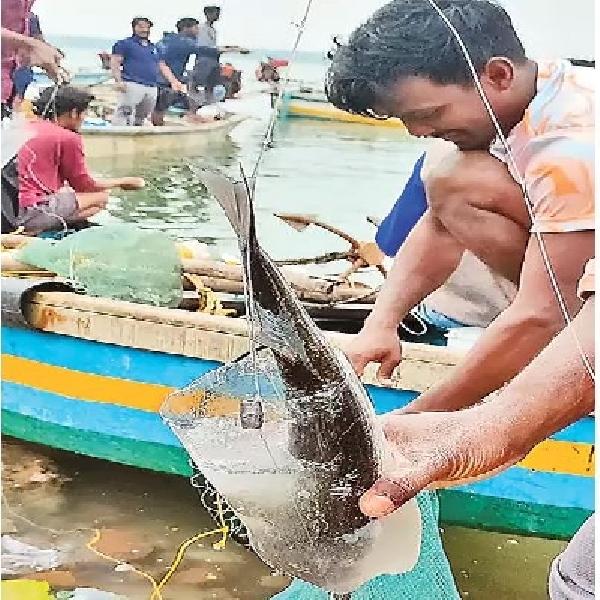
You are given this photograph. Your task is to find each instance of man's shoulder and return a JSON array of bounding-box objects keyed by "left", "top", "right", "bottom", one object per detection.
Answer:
[
  {"left": 112, "top": 36, "right": 133, "bottom": 52},
  {"left": 527, "top": 60, "right": 594, "bottom": 137}
]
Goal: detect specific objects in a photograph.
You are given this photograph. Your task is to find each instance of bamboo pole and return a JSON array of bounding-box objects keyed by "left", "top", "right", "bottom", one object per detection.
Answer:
[{"left": 1, "top": 250, "right": 377, "bottom": 305}]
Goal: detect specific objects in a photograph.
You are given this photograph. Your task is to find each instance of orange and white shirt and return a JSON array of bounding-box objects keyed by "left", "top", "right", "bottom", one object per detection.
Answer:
[{"left": 490, "top": 60, "right": 594, "bottom": 234}]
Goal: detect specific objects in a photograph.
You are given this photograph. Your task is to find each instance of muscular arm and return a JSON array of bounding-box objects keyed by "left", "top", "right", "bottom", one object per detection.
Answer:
[
  {"left": 404, "top": 230, "right": 594, "bottom": 413},
  {"left": 363, "top": 209, "right": 464, "bottom": 330},
  {"left": 361, "top": 293, "right": 594, "bottom": 516}
]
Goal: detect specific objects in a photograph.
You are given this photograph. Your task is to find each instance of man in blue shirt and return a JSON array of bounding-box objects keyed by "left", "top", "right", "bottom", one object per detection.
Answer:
[
  {"left": 152, "top": 18, "right": 200, "bottom": 126},
  {"left": 110, "top": 17, "right": 159, "bottom": 126}
]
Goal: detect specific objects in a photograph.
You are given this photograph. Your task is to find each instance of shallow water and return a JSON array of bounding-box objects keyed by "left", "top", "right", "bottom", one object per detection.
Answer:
[{"left": 2, "top": 439, "right": 566, "bottom": 599}]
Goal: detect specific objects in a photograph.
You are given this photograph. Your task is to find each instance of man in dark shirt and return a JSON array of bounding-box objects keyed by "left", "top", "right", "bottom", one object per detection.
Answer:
[
  {"left": 110, "top": 17, "right": 159, "bottom": 126},
  {"left": 152, "top": 17, "right": 199, "bottom": 126}
]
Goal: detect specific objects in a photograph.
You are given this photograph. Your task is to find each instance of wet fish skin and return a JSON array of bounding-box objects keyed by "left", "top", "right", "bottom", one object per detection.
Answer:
[{"left": 199, "top": 168, "right": 383, "bottom": 539}]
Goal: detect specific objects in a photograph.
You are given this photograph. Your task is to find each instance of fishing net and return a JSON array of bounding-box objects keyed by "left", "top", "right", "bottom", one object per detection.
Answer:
[
  {"left": 161, "top": 349, "right": 458, "bottom": 597},
  {"left": 272, "top": 492, "right": 460, "bottom": 599},
  {"left": 15, "top": 223, "right": 183, "bottom": 307}
]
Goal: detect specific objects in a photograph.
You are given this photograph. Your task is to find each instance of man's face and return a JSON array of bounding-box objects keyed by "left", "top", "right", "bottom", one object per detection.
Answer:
[
  {"left": 183, "top": 24, "right": 199, "bottom": 38},
  {"left": 134, "top": 20, "right": 152, "bottom": 38},
  {"left": 379, "top": 60, "right": 520, "bottom": 151},
  {"left": 64, "top": 108, "right": 87, "bottom": 132},
  {"left": 206, "top": 9, "right": 220, "bottom": 23}
]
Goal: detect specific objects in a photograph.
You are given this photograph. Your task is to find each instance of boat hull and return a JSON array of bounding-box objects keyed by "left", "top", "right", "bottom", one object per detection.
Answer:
[
  {"left": 81, "top": 114, "right": 245, "bottom": 159},
  {"left": 1, "top": 288, "right": 594, "bottom": 541},
  {"left": 281, "top": 93, "right": 406, "bottom": 129}
]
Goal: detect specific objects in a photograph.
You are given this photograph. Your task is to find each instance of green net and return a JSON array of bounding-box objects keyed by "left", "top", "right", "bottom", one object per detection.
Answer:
[
  {"left": 272, "top": 492, "right": 460, "bottom": 600},
  {"left": 16, "top": 224, "right": 183, "bottom": 307}
]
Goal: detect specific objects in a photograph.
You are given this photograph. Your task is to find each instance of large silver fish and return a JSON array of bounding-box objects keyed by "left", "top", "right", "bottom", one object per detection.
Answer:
[{"left": 162, "top": 169, "right": 421, "bottom": 595}]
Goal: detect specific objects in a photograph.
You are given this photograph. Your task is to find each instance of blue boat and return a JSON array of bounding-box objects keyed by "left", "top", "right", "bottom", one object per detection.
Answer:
[{"left": 1, "top": 278, "right": 593, "bottom": 541}]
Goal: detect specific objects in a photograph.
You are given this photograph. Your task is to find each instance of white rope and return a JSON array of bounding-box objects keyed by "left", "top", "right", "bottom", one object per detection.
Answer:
[{"left": 425, "top": 0, "right": 595, "bottom": 383}]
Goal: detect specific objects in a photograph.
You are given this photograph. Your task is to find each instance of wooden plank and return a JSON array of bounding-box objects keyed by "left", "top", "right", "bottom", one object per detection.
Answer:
[{"left": 26, "top": 291, "right": 463, "bottom": 392}]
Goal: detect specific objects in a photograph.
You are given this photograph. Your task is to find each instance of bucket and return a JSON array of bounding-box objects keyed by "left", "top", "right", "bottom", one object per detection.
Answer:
[{"left": 446, "top": 327, "right": 484, "bottom": 351}]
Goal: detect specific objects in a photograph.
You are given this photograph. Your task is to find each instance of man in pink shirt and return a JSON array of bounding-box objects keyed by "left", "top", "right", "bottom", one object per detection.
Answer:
[
  {"left": 1, "top": 0, "right": 63, "bottom": 111},
  {"left": 18, "top": 85, "right": 145, "bottom": 233}
]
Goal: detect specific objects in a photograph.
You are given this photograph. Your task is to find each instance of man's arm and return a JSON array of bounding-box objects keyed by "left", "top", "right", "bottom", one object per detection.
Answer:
[
  {"left": 1, "top": 28, "right": 62, "bottom": 80},
  {"left": 360, "top": 293, "right": 594, "bottom": 517},
  {"left": 110, "top": 42, "right": 125, "bottom": 86},
  {"left": 2, "top": 27, "right": 35, "bottom": 49},
  {"left": 403, "top": 230, "right": 594, "bottom": 413},
  {"left": 158, "top": 61, "right": 186, "bottom": 91},
  {"left": 59, "top": 136, "right": 142, "bottom": 192},
  {"left": 362, "top": 210, "right": 463, "bottom": 330}
]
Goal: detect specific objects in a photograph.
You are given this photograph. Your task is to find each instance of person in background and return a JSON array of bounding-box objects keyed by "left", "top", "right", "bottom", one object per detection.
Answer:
[
  {"left": 152, "top": 17, "right": 200, "bottom": 126},
  {"left": 17, "top": 86, "right": 145, "bottom": 233},
  {"left": 189, "top": 5, "right": 246, "bottom": 108},
  {"left": 110, "top": 17, "right": 159, "bottom": 126},
  {"left": 358, "top": 260, "right": 595, "bottom": 600},
  {"left": 1, "top": 0, "right": 63, "bottom": 115},
  {"left": 376, "top": 141, "right": 515, "bottom": 335}
]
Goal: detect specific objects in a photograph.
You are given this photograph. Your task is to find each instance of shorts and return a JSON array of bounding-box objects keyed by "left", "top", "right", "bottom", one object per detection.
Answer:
[
  {"left": 549, "top": 514, "right": 595, "bottom": 599},
  {"left": 18, "top": 189, "right": 79, "bottom": 233},
  {"left": 155, "top": 87, "right": 186, "bottom": 112}
]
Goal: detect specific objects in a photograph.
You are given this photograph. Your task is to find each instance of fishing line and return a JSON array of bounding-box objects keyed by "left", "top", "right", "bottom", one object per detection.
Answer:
[
  {"left": 424, "top": 0, "right": 595, "bottom": 382},
  {"left": 249, "top": 0, "right": 316, "bottom": 183}
]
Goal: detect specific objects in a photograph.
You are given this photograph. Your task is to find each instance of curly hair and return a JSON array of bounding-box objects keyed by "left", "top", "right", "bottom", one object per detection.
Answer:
[{"left": 325, "top": 0, "right": 527, "bottom": 118}]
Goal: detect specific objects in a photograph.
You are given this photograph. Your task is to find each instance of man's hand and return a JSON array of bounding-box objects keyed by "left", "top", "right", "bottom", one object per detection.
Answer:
[
  {"left": 344, "top": 323, "right": 402, "bottom": 380},
  {"left": 114, "top": 81, "right": 126, "bottom": 93},
  {"left": 27, "top": 38, "right": 64, "bottom": 82},
  {"left": 118, "top": 177, "right": 145, "bottom": 190},
  {"left": 170, "top": 80, "right": 187, "bottom": 94},
  {"left": 359, "top": 409, "right": 525, "bottom": 518}
]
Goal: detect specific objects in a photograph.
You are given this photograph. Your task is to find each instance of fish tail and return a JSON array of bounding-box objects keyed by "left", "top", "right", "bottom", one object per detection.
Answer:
[{"left": 197, "top": 167, "right": 257, "bottom": 250}]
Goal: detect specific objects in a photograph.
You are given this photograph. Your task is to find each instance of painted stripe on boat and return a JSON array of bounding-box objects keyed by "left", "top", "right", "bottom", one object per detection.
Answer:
[
  {"left": 2, "top": 354, "right": 595, "bottom": 479},
  {"left": 286, "top": 102, "right": 406, "bottom": 128},
  {"left": 1, "top": 327, "right": 593, "bottom": 445},
  {"left": 1, "top": 383, "right": 593, "bottom": 512}
]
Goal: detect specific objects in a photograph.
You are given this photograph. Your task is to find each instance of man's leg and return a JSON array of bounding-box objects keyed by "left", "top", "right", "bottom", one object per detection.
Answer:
[
  {"left": 17, "top": 189, "right": 108, "bottom": 234},
  {"left": 424, "top": 150, "right": 532, "bottom": 285},
  {"left": 549, "top": 514, "right": 595, "bottom": 599},
  {"left": 72, "top": 191, "right": 109, "bottom": 219},
  {"left": 111, "top": 82, "right": 140, "bottom": 126},
  {"left": 134, "top": 85, "right": 158, "bottom": 126},
  {"left": 152, "top": 87, "right": 176, "bottom": 126}
]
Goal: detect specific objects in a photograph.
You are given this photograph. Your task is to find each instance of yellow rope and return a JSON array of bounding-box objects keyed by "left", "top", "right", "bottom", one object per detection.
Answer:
[
  {"left": 85, "top": 490, "right": 230, "bottom": 600},
  {"left": 184, "top": 273, "right": 236, "bottom": 317},
  {"left": 4, "top": 472, "right": 231, "bottom": 600}
]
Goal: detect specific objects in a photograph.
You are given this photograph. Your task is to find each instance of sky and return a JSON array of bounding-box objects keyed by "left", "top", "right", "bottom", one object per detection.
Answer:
[{"left": 34, "top": 0, "right": 594, "bottom": 58}]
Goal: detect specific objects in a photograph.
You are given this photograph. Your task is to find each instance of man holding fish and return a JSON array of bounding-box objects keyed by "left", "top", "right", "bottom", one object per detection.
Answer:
[{"left": 326, "top": 0, "right": 594, "bottom": 596}]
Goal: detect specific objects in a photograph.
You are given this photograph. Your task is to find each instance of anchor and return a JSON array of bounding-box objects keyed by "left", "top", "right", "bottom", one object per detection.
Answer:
[{"left": 274, "top": 213, "right": 387, "bottom": 283}]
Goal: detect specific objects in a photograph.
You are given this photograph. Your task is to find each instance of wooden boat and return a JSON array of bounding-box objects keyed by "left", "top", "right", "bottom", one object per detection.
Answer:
[
  {"left": 1, "top": 277, "right": 593, "bottom": 541},
  {"left": 80, "top": 113, "right": 246, "bottom": 159},
  {"left": 280, "top": 90, "right": 406, "bottom": 129}
]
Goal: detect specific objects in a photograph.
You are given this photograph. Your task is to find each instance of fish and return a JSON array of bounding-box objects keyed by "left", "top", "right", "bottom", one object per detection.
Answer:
[{"left": 162, "top": 168, "right": 421, "bottom": 594}]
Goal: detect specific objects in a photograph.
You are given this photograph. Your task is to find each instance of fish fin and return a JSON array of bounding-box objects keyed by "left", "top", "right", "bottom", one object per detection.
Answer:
[
  {"left": 255, "top": 304, "right": 309, "bottom": 363},
  {"left": 197, "top": 169, "right": 248, "bottom": 238}
]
